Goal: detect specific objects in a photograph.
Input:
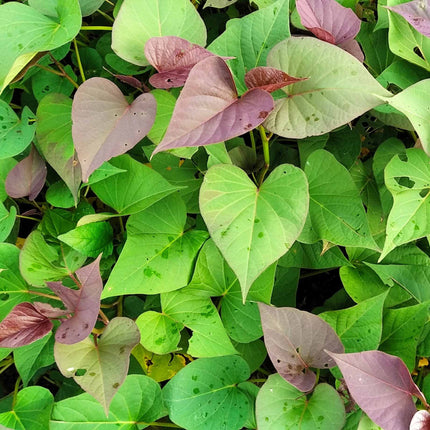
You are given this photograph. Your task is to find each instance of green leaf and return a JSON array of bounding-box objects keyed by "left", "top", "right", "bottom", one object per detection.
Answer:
[
  {"left": 200, "top": 163, "right": 308, "bottom": 301},
  {"left": 86, "top": 161, "right": 126, "bottom": 186},
  {"left": 54, "top": 317, "right": 141, "bottom": 415},
  {"left": 50, "top": 374, "right": 166, "bottom": 429},
  {"left": 0, "top": 102, "right": 35, "bottom": 158},
  {"left": 0, "top": 158, "right": 17, "bottom": 202},
  {"left": 380, "top": 148, "right": 430, "bottom": 259},
  {"left": 36, "top": 93, "right": 81, "bottom": 205},
  {"left": 14, "top": 332, "right": 54, "bottom": 386},
  {"left": 19, "top": 230, "right": 86, "bottom": 287},
  {"left": 208, "top": 0, "right": 290, "bottom": 94},
  {"left": 58, "top": 222, "right": 113, "bottom": 258},
  {"left": 91, "top": 155, "right": 178, "bottom": 215},
  {"left": 162, "top": 288, "right": 237, "bottom": 357},
  {"left": 386, "top": 80, "right": 430, "bottom": 156},
  {"left": 103, "top": 194, "right": 208, "bottom": 298},
  {"left": 256, "top": 375, "right": 345, "bottom": 430},
  {"left": 163, "top": 356, "right": 250, "bottom": 430},
  {"left": 0, "top": 0, "right": 81, "bottom": 93},
  {"left": 264, "top": 37, "right": 391, "bottom": 138},
  {"left": 31, "top": 65, "right": 76, "bottom": 102},
  {"left": 0, "top": 386, "right": 53, "bottom": 430},
  {"left": 299, "top": 150, "right": 379, "bottom": 250},
  {"left": 45, "top": 181, "right": 76, "bottom": 209},
  {"left": 380, "top": 302, "right": 430, "bottom": 371},
  {"left": 233, "top": 339, "right": 267, "bottom": 373},
  {"left": 147, "top": 89, "right": 176, "bottom": 145},
  {"left": 319, "top": 293, "right": 387, "bottom": 352},
  {"left": 0, "top": 202, "right": 16, "bottom": 242},
  {"left": 112, "top": 0, "right": 206, "bottom": 66}
]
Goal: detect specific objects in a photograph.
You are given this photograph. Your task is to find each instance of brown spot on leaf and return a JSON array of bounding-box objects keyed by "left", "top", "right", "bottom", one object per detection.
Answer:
[{"left": 258, "top": 111, "right": 269, "bottom": 119}]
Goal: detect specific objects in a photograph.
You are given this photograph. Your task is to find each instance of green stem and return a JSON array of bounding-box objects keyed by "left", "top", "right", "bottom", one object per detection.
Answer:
[
  {"left": 118, "top": 216, "right": 125, "bottom": 234},
  {"left": 80, "top": 25, "right": 113, "bottom": 31},
  {"left": 28, "top": 290, "right": 62, "bottom": 301},
  {"left": 142, "top": 422, "right": 181, "bottom": 428},
  {"left": 117, "top": 296, "right": 123, "bottom": 317},
  {"left": 12, "top": 377, "right": 21, "bottom": 409},
  {"left": 257, "top": 125, "right": 270, "bottom": 186},
  {"left": 248, "top": 378, "right": 267, "bottom": 383},
  {"left": 257, "top": 367, "right": 271, "bottom": 376},
  {"left": 97, "top": 9, "right": 114, "bottom": 23},
  {"left": 16, "top": 215, "right": 40, "bottom": 222},
  {"left": 249, "top": 129, "right": 256, "bottom": 152},
  {"left": 73, "top": 38, "right": 86, "bottom": 82},
  {"left": 300, "top": 268, "right": 336, "bottom": 279},
  {"left": 48, "top": 53, "right": 80, "bottom": 89},
  {"left": 35, "top": 63, "right": 64, "bottom": 76}
]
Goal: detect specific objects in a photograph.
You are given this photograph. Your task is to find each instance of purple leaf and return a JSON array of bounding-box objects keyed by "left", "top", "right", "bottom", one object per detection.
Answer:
[
  {"left": 387, "top": 0, "right": 430, "bottom": 38},
  {"left": 259, "top": 303, "right": 344, "bottom": 392},
  {"left": 5, "top": 145, "right": 46, "bottom": 200},
  {"left": 72, "top": 78, "right": 157, "bottom": 182},
  {"left": 410, "top": 410, "right": 430, "bottom": 430},
  {"left": 33, "top": 302, "right": 70, "bottom": 318},
  {"left": 0, "top": 302, "right": 53, "bottom": 347},
  {"left": 47, "top": 255, "right": 103, "bottom": 345},
  {"left": 244, "top": 67, "right": 307, "bottom": 92},
  {"left": 145, "top": 36, "right": 218, "bottom": 89},
  {"left": 328, "top": 350, "right": 427, "bottom": 430},
  {"left": 151, "top": 56, "right": 274, "bottom": 156},
  {"left": 338, "top": 39, "right": 365, "bottom": 62},
  {"left": 114, "top": 75, "right": 143, "bottom": 90}
]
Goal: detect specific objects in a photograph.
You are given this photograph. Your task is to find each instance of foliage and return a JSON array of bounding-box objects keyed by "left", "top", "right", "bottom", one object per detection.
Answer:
[{"left": 0, "top": 0, "right": 429, "bottom": 428}]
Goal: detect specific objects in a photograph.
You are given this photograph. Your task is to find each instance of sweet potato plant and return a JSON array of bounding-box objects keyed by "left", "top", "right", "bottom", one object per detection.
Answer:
[{"left": 0, "top": 0, "right": 430, "bottom": 428}]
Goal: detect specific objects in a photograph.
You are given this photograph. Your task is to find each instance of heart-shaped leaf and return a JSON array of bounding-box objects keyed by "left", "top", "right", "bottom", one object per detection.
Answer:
[
  {"left": 47, "top": 255, "right": 102, "bottom": 344},
  {"left": 328, "top": 350, "right": 427, "bottom": 430},
  {"left": 264, "top": 37, "right": 391, "bottom": 139},
  {"left": 387, "top": 0, "right": 430, "bottom": 37},
  {"left": 145, "top": 36, "right": 218, "bottom": 88},
  {"left": 54, "top": 317, "right": 140, "bottom": 415},
  {"left": 200, "top": 163, "right": 308, "bottom": 300},
  {"left": 259, "top": 303, "right": 344, "bottom": 392},
  {"left": 244, "top": 67, "right": 307, "bottom": 92},
  {"left": 151, "top": 56, "right": 274, "bottom": 156},
  {"left": 5, "top": 145, "right": 46, "bottom": 200},
  {"left": 72, "top": 77, "right": 156, "bottom": 182}
]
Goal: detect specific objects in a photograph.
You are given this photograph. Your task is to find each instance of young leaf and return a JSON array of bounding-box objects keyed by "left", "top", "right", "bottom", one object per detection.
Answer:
[
  {"left": 54, "top": 317, "right": 141, "bottom": 415},
  {"left": 5, "top": 145, "right": 46, "bottom": 200},
  {"left": 328, "top": 350, "right": 427, "bottom": 430},
  {"left": 264, "top": 37, "right": 391, "bottom": 139},
  {"left": 145, "top": 36, "right": 220, "bottom": 88},
  {"left": 259, "top": 303, "right": 344, "bottom": 392},
  {"left": 244, "top": 67, "right": 307, "bottom": 92},
  {"left": 256, "top": 375, "right": 346, "bottom": 430},
  {"left": 47, "top": 255, "right": 103, "bottom": 344},
  {"left": 163, "top": 356, "right": 251, "bottom": 430},
  {"left": 200, "top": 163, "right": 308, "bottom": 301},
  {"left": 410, "top": 410, "right": 430, "bottom": 430},
  {"left": 151, "top": 56, "right": 274, "bottom": 156},
  {"left": 387, "top": 0, "right": 430, "bottom": 38},
  {"left": 112, "top": 0, "right": 207, "bottom": 66},
  {"left": 0, "top": 302, "right": 53, "bottom": 348},
  {"left": 71, "top": 77, "right": 157, "bottom": 182}
]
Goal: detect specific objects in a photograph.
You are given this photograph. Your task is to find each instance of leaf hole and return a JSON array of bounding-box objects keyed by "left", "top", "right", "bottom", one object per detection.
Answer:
[
  {"left": 394, "top": 176, "right": 415, "bottom": 188},
  {"left": 419, "top": 188, "right": 430, "bottom": 198},
  {"left": 75, "top": 369, "right": 87, "bottom": 376}
]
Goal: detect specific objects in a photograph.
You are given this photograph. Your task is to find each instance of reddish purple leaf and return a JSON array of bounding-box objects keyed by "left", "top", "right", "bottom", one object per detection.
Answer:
[
  {"left": 410, "top": 410, "right": 430, "bottom": 430},
  {"left": 387, "top": 0, "right": 430, "bottom": 38},
  {"left": 338, "top": 39, "right": 365, "bottom": 62},
  {"left": 328, "top": 350, "right": 427, "bottom": 430},
  {"left": 47, "top": 255, "right": 103, "bottom": 344},
  {"left": 0, "top": 302, "right": 53, "bottom": 347},
  {"left": 72, "top": 78, "right": 156, "bottom": 182},
  {"left": 259, "top": 303, "right": 344, "bottom": 392},
  {"left": 244, "top": 67, "right": 307, "bottom": 92},
  {"left": 145, "top": 36, "right": 217, "bottom": 89},
  {"left": 151, "top": 56, "right": 274, "bottom": 156},
  {"left": 33, "top": 302, "right": 70, "bottom": 318},
  {"left": 114, "top": 74, "right": 143, "bottom": 90},
  {"left": 5, "top": 145, "right": 47, "bottom": 201}
]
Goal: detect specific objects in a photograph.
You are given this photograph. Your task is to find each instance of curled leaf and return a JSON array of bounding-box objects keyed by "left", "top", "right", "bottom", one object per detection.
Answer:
[
  {"left": 244, "top": 67, "right": 307, "bottom": 92},
  {"left": 387, "top": 0, "right": 430, "bottom": 38}
]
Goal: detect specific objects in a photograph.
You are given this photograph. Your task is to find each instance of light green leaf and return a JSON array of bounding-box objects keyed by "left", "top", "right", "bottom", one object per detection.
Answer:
[
  {"left": 264, "top": 37, "right": 391, "bottom": 138},
  {"left": 86, "top": 161, "right": 126, "bottom": 186},
  {"left": 319, "top": 293, "right": 387, "bottom": 352},
  {"left": 54, "top": 317, "right": 141, "bottom": 415},
  {"left": 0, "top": 386, "right": 53, "bottom": 430},
  {"left": 0, "top": 202, "right": 16, "bottom": 242},
  {"left": 163, "top": 356, "right": 250, "bottom": 430},
  {"left": 299, "top": 150, "right": 379, "bottom": 250},
  {"left": 112, "top": 0, "right": 206, "bottom": 66},
  {"left": 103, "top": 194, "right": 208, "bottom": 298},
  {"left": 19, "top": 230, "right": 86, "bottom": 287},
  {"left": 50, "top": 374, "right": 166, "bottom": 429},
  {"left": 147, "top": 89, "right": 176, "bottom": 145},
  {"left": 208, "top": 0, "right": 290, "bottom": 94},
  {"left": 58, "top": 222, "right": 113, "bottom": 258},
  {"left": 91, "top": 155, "right": 178, "bottom": 215},
  {"left": 0, "top": 102, "right": 35, "bottom": 159},
  {"left": 256, "top": 375, "right": 345, "bottom": 430},
  {"left": 380, "top": 148, "right": 430, "bottom": 259},
  {"left": 31, "top": 65, "right": 76, "bottom": 102},
  {"left": 386, "top": 80, "right": 430, "bottom": 156},
  {"left": 136, "top": 311, "right": 183, "bottom": 355},
  {"left": 46, "top": 181, "right": 76, "bottom": 209},
  {"left": 200, "top": 163, "right": 308, "bottom": 301},
  {"left": 36, "top": 93, "right": 81, "bottom": 205},
  {"left": 162, "top": 288, "right": 237, "bottom": 357},
  {"left": 380, "top": 302, "right": 430, "bottom": 371},
  {"left": 79, "top": 0, "right": 105, "bottom": 16},
  {"left": 205, "top": 0, "right": 239, "bottom": 7},
  {"left": 0, "top": 0, "right": 81, "bottom": 93}
]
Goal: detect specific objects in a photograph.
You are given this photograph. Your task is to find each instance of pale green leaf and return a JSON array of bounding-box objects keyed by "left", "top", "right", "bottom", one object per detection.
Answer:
[{"left": 0, "top": 202, "right": 16, "bottom": 242}]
